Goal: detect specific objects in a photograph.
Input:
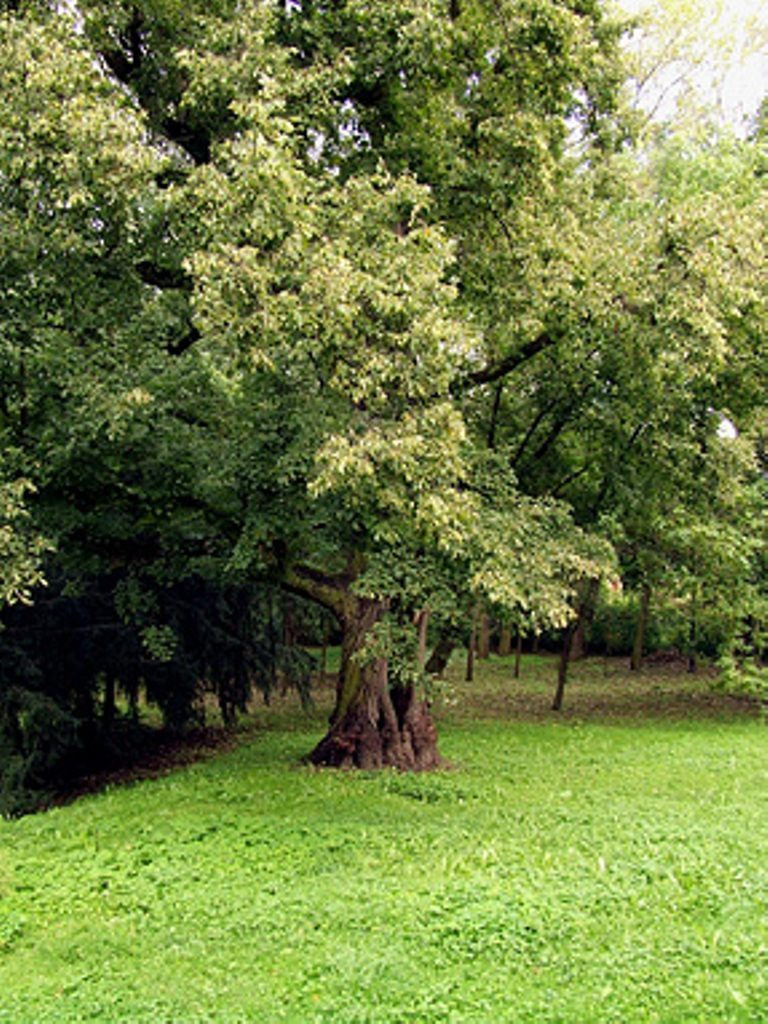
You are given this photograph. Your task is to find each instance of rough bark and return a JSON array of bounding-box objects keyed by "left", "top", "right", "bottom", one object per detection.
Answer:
[
  {"left": 284, "top": 564, "right": 441, "bottom": 770},
  {"left": 309, "top": 660, "right": 440, "bottom": 771}
]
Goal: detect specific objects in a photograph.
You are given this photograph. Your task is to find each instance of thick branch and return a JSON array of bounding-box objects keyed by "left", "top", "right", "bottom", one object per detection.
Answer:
[
  {"left": 510, "top": 395, "right": 559, "bottom": 468},
  {"left": 167, "top": 325, "right": 200, "bottom": 357},
  {"left": 487, "top": 381, "right": 503, "bottom": 450},
  {"left": 98, "top": 8, "right": 146, "bottom": 89},
  {"left": 134, "top": 261, "right": 200, "bottom": 355},
  {"left": 161, "top": 117, "right": 212, "bottom": 166},
  {"left": 551, "top": 464, "right": 589, "bottom": 498},
  {"left": 455, "top": 331, "right": 555, "bottom": 393},
  {"left": 283, "top": 564, "right": 350, "bottom": 620},
  {"left": 98, "top": 7, "right": 213, "bottom": 167}
]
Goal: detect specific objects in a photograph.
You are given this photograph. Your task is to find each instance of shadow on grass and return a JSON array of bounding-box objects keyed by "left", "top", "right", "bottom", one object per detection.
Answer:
[{"left": 41, "top": 656, "right": 760, "bottom": 813}]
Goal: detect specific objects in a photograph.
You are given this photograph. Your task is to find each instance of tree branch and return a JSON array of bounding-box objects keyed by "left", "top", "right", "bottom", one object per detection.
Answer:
[
  {"left": 98, "top": 7, "right": 214, "bottom": 167},
  {"left": 510, "top": 395, "right": 559, "bottom": 468},
  {"left": 455, "top": 331, "right": 555, "bottom": 393},
  {"left": 551, "top": 464, "right": 590, "bottom": 498},
  {"left": 528, "top": 407, "right": 575, "bottom": 465},
  {"left": 167, "top": 325, "right": 200, "bottom": 357},
  {"left": 283, "top": 564, "right": 349, "bottom": 619},
  {"left": 487, "top": 381, "right": 504, "bottom": 450}
]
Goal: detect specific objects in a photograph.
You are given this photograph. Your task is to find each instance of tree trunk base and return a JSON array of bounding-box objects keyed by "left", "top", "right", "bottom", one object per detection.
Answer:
[{"left": 308, "top": 685, "right": 441, "bottom": 771}]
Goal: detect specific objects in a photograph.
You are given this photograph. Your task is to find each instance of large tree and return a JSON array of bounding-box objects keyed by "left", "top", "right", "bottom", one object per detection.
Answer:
[
  {"left": 9, "top": 0, "right": 765, "bottom": 775},
  {"left": 0, "top": 0, "right": 625, "bottom": 769}
]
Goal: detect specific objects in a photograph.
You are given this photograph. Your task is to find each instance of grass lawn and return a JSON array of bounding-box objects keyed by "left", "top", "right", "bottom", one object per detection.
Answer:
[{"left": 1, "top": 654, "right": 767, "bottom": 1023}]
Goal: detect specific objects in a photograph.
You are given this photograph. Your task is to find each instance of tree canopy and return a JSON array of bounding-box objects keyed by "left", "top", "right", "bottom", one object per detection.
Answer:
[{"left": 1, "top": 0, "right": 767, "bottom": 807}]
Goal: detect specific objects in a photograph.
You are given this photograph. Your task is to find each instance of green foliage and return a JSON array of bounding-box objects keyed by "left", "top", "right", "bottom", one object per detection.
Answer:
[
  {"left": 2, "top": 0, "right": 768, "bottom": 763},
  {"left": 590, "top": 590, "right": 679, "bottom": 656},
  {"left": 0, "top": 576, "right": 315, "bottom": 815},
  {"left": 0, "top": 688, "right": 78, "bottom": 818},
  {"left": 718, "top": 651, "right": 768, "bottom": 708},
  {"left": 590, "top": 589, "right": 734, "bottom": 658},
  {"left": 0, "top": 479, "right": 50, "bottom": 608}
]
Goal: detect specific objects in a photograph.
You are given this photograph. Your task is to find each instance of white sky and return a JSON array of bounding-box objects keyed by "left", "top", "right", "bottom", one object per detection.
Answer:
[{"left": 615, "top": 0, "right": 768, "bottom": 128}]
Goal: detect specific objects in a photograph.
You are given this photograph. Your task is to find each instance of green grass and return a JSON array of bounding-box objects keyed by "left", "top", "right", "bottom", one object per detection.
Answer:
[{"left": 1, "top": 655, "right": 767, "bottom": 1023}]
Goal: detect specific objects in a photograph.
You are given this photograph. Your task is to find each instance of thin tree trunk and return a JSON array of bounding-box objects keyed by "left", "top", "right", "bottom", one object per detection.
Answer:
[
  {"left": 128, "top": 682, "right": 140, "bottom": 724},
  {"left": 552, "top": 578, "right": 600, "bottom": 710},
  {"left": 425, "top": 632, "right": 456, "bottom": 676},
  {"left": 571, "top": 577, "right": 600, "bottom": 661},
  {"left": 478, "top": 609, "right": 491, "bottom": 660},
  {"left": 570, "top": 618, "right": 587, "bottom": 661},
  {"left": 688, "top": 588, "right": 698, "bottom": 674},
  {"left": 466, "top": 611, "right": 478, "bottom": 682},
  {"left": 514, "top": 630, "right": 523, "bottom": 679},
  {"left": 630, "top": 584, "right": 651, "bottom": 672},
  {"left": 498, "top": 621, "right": 512, "bottom": 657},
  {"left": 102, "top": 675, "right": 116, "bottom": 731},
  {"left": 282, "top": 602, "right": 296, "bottom": 649},
  {"left": 552, "top": 624, "right": 575, "bottom": 711}
]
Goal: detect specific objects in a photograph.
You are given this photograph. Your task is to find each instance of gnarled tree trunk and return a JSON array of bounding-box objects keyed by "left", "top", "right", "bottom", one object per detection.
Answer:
[
  {"left": 285, "top": 565, "right": 441, "bottom": 771},
  {"left": 310, "top": 598, "right": 439, "bottom": 770}
]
